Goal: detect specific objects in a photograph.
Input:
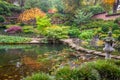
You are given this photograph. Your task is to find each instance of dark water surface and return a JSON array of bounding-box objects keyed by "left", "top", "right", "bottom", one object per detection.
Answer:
[{"left": 0, "top": 44, "right": 68, "bottom": 80}]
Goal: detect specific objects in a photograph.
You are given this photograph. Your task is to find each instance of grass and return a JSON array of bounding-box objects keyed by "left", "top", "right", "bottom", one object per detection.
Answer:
[{"left": 0, "top": 35, "right": 31, "bottom": 43}]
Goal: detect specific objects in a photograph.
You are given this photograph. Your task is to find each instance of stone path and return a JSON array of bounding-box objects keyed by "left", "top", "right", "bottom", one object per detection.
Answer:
[
  {"left": 60, "top": 39, "right": 120, "bottom": 59},
  {"left": 30, "top": 38, "right": 41, "bottom": 43},
  {"left": 30, "top": 38, "right": 45, "bottom": 43}
]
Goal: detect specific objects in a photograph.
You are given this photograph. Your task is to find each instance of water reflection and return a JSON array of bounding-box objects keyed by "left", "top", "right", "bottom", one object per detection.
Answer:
[
  {"left": 0, "top": 44, "right": 67, "bottom": 80},
  {"left": 0, "top": 44, "right": 102, "bottom": 80}
]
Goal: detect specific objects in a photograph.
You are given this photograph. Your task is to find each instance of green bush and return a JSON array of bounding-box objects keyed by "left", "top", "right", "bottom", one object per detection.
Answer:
[
  {"left": 0, "top": 15, "right": 5, "bottom": 23},
  {"left": 105, "top": 59, "right": 120, "bottom": 66},
  {"left": 88, "top": 5, "right": 104, "bottom": 15},
  {"left": 114, "top": 17, "right": 120, "bottom": 23},
  {"left": 23, "top": 26, "right": 34, "bottom": 33},
  {"left": 0, "top": 1, "right": 11, "bottom": 16},
  {"left": 24, "top": 73, "right": 53, "bottom": 80},
  {"left": 113, "top": 30, "right": 120, "bottom": 34},
  {"left": 0, "top": 1, "right": 21, "bottom": 16},
  {"left": 51, "top": 13, "right": 65, "bottom": 20},
  {"left": 101, "top": 22, "right": 119, "bottom": 33},
  {"left": 19, "top": 22, "right": 25, "bottom": 26},
  {"left": 101, "top": 24, "right": 109, "bottom": 33},
  {"left": 81, "top": 20, "right": 104, "bottom": 30},
  {"left": 56, "top": 65, "right": 100, "bottom": 80},
  {"left": 80, "top": 60, "right": 120, "bottom": 80},
  {"left": 43, "top": 25, "right": 69, "bottom": 40},
  {"left": 111, "top": 23, "right": 120, "bottom": 31},
  {"left": 74, "top": 9, "right": 92, "bottom": 25},
  {"left": 93, "top": 60, "right": 120, "bottom": 80},
  {"left": 118, "top": 35, "right": 120, "bottom": 41},
  {"left": 9, "top": 5, "right": 22, "bottom": 13},
  {"left": 79, "top": 30, "right": 94, "bottom": 40},
  {"left": 55, "top": 67, "right": 75, "bottom": 80},
  {"left": 68, "top": 27, "right": 80, "bottom": 38},
  {"left": 36, "top": 16, "right": 51, "bottom": 31},
  {"left": 10, "top": 19, "right": 16, "bottom": 24},
  {"left": 77, "top": 65, "right": 100, "bottom": 80}
]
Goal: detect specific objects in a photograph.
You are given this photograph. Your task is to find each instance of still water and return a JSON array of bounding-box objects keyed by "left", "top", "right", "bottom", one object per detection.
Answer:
[
  {"left": 0, "top": 44, "right": 101, "bottom": 80},
  {"left": 0, "top": 44, "right": 68, "bottom": 80}
]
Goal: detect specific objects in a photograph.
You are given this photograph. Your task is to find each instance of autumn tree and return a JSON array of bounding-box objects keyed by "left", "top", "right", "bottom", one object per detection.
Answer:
[
  {"left": 18, "top": 8, "right": 46, "bottom": 23},
  {"left": 102, "top": 0, "right": 120, "bottom": 13},
  {"left": 103, "top": 0, "right": 115, "bottom": 5}
]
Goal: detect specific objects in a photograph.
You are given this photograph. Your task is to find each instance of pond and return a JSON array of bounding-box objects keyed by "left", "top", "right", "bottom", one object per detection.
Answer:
[{"left": 0, "top": 44, "right": 100, "bottom": 80}]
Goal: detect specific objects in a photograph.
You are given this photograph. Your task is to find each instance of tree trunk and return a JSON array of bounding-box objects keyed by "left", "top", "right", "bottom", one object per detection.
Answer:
[{"left": 113, "top": 0, "right": 119, "bottom": 13}]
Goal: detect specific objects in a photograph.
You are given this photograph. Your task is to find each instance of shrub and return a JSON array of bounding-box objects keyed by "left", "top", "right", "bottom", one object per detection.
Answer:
[
  {"left": 111, "top": 23, "right": 120, "bottom": 31},
  {"left": 6, "top": 26, "right": 22, "bottom": 34},
  {"left": 105, "top": 59, "right": 120, "bottom": 66},
  {"left": 114, "top": 17, "right": 120, "bottom": 24},
  {"left": 101, "top": 22, "right": 119, "bottom": 33},
  {"left": 37, "top": 16, "right": 51, "bottom": 31},
  {"left": 43, "top": 25, "right": 69, "bottom": 40},
  {"left": 0, "top": 1, "right": 11, "bottom": 16},
  {"left": 18, "top": 8, "right": 46, "bottom": 22},
  {"left": 23, "top": 26, "right": 34, "bottom": 33},
  {"left": 24, "top": 73, "right": 53, "bottom": 80},
  {"left": 9, "top": 5, "right": 22, "bottom": 13},
  {"left": 88, "top": 5, "right": 104, "bottom": 15},
  {"left": 118, "top": 35, "right": 120, "bottom": 41},
  {"left": 68, "top": 27, "right": 80, "bottom": 38},
  {"left": 74, "top": 9, "right": 92, "bottom": 25},
  {"left": 51, "top": 13, "right": 66, "bottom": 24},
  {"left": 81, "top": 20, "right": 104, "bottom": 30},
  {"left": 56, "top": 66, "right": 100, "bottom": 80},
  {"left": 113, "top": 30, "right": 120, "bottom": 34},
  {"left": 77, "top": 65, "right": 100, "bottom": 80},
  {"left": 93, "top": 60, "right": 120, "bottom": 80},
  {"left": 0, "top": 15, "right": 5, "bottom": 23},
  {"left": 51, "top": 13, "right": 65, "bottom": 20},
  {"left": 79, "top": 30, "right": 94, "bottom": 40},
  {"left": 80, "top": 60, "right": 120, "bottom": 80},
  {"left": 101, "top": 24, "right": 109, "bottom": 33},
  {"left": 56, "top": 67, "right": 73, "bottom": 80},
  {"left": 10, "top": 19, "right": 16, "bottom": 24},
  {"left": 19, "top": 22, "right": 25, "bottom": 26}
]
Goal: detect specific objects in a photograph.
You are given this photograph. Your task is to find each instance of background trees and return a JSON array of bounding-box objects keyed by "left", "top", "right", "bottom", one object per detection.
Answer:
[
  {"left": 62, "top": 0, "right": 82, "bottom": 14},
  {"left": 24, "top": 0, "right": 52, "bottom": 12}
]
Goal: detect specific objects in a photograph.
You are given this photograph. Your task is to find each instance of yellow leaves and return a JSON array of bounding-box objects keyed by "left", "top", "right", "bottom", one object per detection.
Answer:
[
  {"left": 103, "top": 0, "right": 115, "bottom": 5},
  {"left": 96, "top": 40, "right": 104, "bottom": 46},
  {"left": 18, "top": 8, "right": 46, "bottom": 22},
  {"left": 81, "top": 41, "right": 89, "bottom": 45}
]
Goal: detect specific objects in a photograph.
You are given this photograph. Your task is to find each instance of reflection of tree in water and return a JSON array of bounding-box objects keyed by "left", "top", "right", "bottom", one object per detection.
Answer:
[
  {"left": 0, "top": 44, "right": 68, "bottom": 79},
  {"left": 0, "top": 56, "right": 52, "bottom": 80},
  {"left": 22, "top": 56, "right": 54, "bottom": 72}
]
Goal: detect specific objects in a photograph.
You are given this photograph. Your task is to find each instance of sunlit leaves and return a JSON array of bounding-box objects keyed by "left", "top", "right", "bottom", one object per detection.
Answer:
[
  {"left": 18, "top": 8, "right": 46, "bottom": 22},
  {"left": 103, "top": 0, "right": 115, "bottom": 5}
]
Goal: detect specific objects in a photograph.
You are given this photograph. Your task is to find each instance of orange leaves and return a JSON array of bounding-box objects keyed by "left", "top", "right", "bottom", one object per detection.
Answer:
[
  {"left": 103, "top": 0, "right": 115, "bottom": 5},
  {"left": 18, "top": 8, "right": 46, "bottom": 22},
  {"left": 22, "top": 56, "right": 42, "bottom": 70}
]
